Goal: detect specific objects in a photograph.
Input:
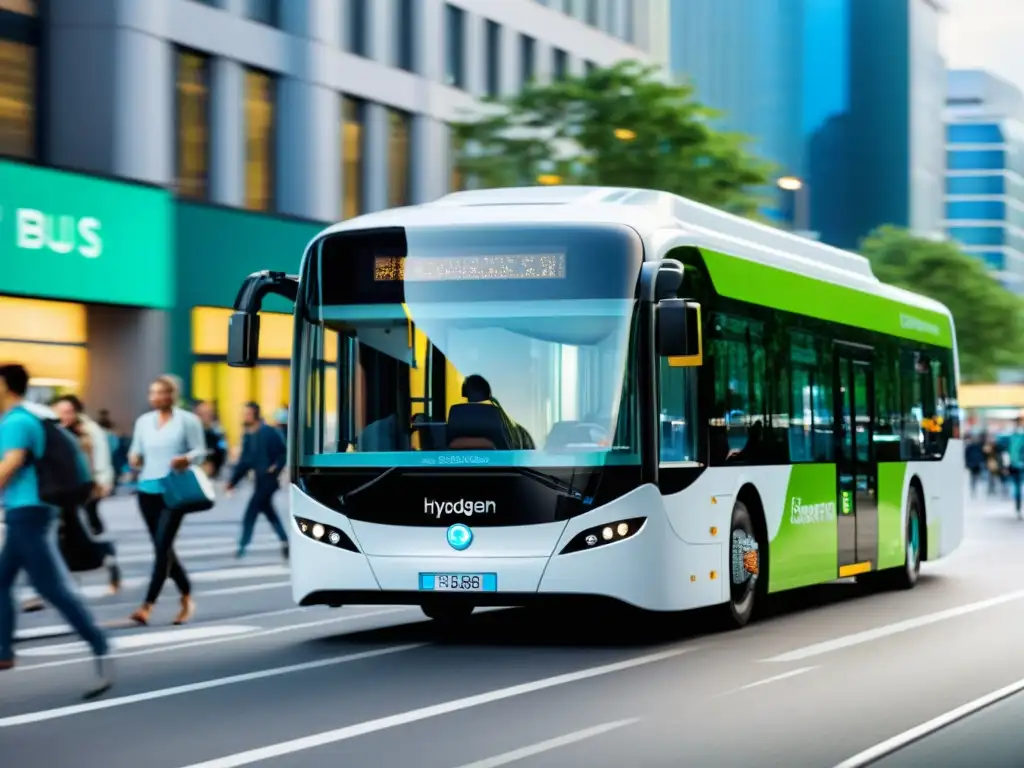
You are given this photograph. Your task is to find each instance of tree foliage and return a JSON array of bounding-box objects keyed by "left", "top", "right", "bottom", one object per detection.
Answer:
[
  {"left": 860, "top": 226, "right": 1024, "bottom": 381},
  {"left": 451, "top": 61, "right": 774, "bottom": 216}
]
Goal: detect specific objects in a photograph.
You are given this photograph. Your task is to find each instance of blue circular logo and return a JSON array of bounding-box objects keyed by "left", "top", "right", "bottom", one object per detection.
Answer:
[{"left": 446, "top": 523, "right": 473, "bottom": 551}]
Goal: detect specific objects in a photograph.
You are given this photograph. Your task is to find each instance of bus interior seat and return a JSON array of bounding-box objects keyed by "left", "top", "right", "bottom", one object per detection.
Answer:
[{"left": 446, "top": 403, "right": 513, "bottom": 450}]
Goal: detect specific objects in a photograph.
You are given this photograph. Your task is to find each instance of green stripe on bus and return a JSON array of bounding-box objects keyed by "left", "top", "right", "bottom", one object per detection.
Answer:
[{"left": 698, "top": 249, "right": 954, "bottom": 348}]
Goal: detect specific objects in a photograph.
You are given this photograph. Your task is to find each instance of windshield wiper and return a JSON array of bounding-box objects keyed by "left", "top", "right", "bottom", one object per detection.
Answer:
[
  {"left": 339, "top": 466, "right": 400, "bottom": 505},
  {"left": 510, "top": 467, "right": 582, "bottom": 499}
]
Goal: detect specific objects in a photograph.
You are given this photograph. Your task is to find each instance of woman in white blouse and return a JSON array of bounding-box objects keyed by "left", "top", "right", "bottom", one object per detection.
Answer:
[{"left": 126, "top": 376, "right": 206, "bottom": 626}]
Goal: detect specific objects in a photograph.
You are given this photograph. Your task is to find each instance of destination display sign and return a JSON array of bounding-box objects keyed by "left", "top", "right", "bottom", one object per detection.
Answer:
[{"left": 374, "top": 253, "right": 567, "bottom": 282}]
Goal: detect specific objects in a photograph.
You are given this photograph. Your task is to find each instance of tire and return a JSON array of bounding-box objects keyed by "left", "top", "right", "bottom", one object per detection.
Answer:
[
  {"left": 421, "top": 602, "right": 475, "bottom": 624},
  {"left": 718, "top": 500, "right": 763, "bottom": 629},
  {"left": 862, "top": 486, "right": 923, "bottom": 591},
  {"left": 887, "top": 486, "right": 923, "bottom": 590}
]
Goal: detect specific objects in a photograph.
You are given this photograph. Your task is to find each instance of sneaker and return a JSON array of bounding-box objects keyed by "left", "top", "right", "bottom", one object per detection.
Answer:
[{"left": 84, "top": 656, "right": 114, "bottom": 701}]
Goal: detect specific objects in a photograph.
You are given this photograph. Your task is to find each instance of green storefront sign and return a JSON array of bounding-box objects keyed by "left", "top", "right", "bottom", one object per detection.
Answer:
[{"left": 0, "top": 161, "right": 173, "bottom": 308}]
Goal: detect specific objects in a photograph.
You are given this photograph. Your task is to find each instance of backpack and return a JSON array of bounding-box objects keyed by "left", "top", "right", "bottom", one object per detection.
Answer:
[{"left": 32, "top": 417, "right": 95, "bottom": 506}]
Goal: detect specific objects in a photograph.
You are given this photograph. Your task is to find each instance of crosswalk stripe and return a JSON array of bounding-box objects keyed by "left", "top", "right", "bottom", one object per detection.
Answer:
[{"left": 16, "top": 565, "right": 290, "bottom": 601}]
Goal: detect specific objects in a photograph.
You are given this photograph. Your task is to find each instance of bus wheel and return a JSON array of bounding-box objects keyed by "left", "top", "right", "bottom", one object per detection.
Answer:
[
  {"left": 881, "top": 487, "right": 923, "bottom": 591},
  {"left": 721, "top": 500, "right": 761, "bottom": 629},
  {"left": 421, "top": 602, "right": 474, "bottom": 624}
]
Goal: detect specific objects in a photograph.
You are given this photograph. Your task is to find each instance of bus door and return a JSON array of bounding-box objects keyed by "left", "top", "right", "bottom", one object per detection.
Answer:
[{"left": 833, "top": 344, "right": 878, "bottom": 576}]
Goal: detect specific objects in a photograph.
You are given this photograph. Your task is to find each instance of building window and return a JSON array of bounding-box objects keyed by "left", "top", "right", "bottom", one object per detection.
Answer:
[
  {"left": 347, "top": 0, "right": 368, "bottom": 57},
  {"left": 388, "top": 109, "right": 411, "bottom": 208},
  {"left": 553, "top": 48, "right": 568, "bottom": 81},
  {"left": 520, "top": 34, "right": 535, "bottom": 86},
  {"left": 485, "top": 20, "right": 501, "bottom": 98},
  {"left": 175, "top": 50, "right": 210, "bottom": 201},
  {"left": 341, "top": 96, "right": 365, "bottom": 220},
  {"left": 0, "top": 39, "right": 34, "bottom": 159},
  {"left": 445, "top": 4, "right": 465, "bottom": 89},
  {"left": 244, "top": 0, "right": 278, "bottom": 26},
  {"left": 244, "top": 69, "right": 275, "bottom": 212},
  {"left": 395, "top": 0, "right": 414, "bottom": 71},
  {"left": 623, "top": 0, "right": 635, "bottom": 43},
  {"left": 585, "top": 0, "right": 598, "bottom": 25}
]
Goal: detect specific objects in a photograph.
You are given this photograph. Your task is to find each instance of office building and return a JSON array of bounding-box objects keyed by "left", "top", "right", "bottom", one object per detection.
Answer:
[
  {"left": 944, "top": 68, "right": 1024, "bottom": 290},
  {"left": 668, "top": 0, "right": 947, "bottom": 249},
  {"left": 0, "top": 0, "right": 661, "bottom": 435}
]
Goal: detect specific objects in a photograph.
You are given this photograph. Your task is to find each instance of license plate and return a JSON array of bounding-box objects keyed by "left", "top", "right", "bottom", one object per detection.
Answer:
[{"left": 418, "top": 573, "right": 497, "bottom": 592}]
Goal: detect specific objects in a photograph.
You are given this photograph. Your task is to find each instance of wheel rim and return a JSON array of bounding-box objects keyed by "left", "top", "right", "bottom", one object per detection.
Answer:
[
  {"left": 908, "top": 511, "right": 920, "bottom": 570},
  {"left": 731, "top": 527, "right": 756, "bottom": 611}
]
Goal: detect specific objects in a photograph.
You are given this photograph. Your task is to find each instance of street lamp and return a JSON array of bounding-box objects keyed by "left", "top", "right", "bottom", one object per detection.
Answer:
[
  {"left": 776, "top": 176, "right": 809, "bottom": 233},
  {"left": 777, "top": 176, "right": 803, "bottom": 192},
  {"left": 613, "top": 128, "right": 637, "bottom": 141}
]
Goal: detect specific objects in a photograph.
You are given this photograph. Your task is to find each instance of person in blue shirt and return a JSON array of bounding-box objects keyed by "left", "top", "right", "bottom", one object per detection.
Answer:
[
  {"left": 226, "top": 402, "right": 289, "bottom": 559},
  {"left": 0, "top": 363, "right": 112, "bottom": 698}
]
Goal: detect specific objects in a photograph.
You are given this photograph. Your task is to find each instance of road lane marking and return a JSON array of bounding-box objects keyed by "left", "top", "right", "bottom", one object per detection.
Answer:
[
  {"left": 16, "top": 588, "right": 296, "bottom": 640},
  {"left": 832, "top": 676, "right": 1024, "bottom": 767},
  {"left": 174, "top": 647, "right": 697, "bottom": 768},
  {"left": 451, "top": 719, "right": 640, "bottom": 768},
  {"left": 116, "top": 540, "right": 281, "bottom": 557},
  {"left": 17, "top": 565, "right": 291, "bottom": 601},
  {"left": 18, "top": 625, "right": 259, "bottom": 657},
  {"left": 14, "top": 607, "right": 416, "bottom": 671},
  {"left": 198, "top": 582, "right": 289, "bottom": 596},
  {"left": 764, "top": 588, "right": 1024, "bottom": 663},
  {"left": 716, "top": 667, "right": 817, "bottom": 697},
  {"left": 0, "top": 644, "right": 425, "bottom": 728}
]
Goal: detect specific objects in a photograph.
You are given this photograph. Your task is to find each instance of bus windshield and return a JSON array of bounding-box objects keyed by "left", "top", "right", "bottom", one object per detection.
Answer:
[{"left": 297, "top": 223, "right": 644, "bottom": 469}]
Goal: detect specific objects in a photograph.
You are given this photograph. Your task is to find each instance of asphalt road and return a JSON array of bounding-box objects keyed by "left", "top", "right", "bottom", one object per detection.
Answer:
[{"left": 2, "top": 479, "right": 1022, "bottom": 767}]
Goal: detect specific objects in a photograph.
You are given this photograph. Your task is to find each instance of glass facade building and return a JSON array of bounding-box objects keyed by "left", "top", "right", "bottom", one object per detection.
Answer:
[
  {"left": 945, "top": 69, "right": 1024, "bottom": 290},
  {"left": 668, "top": 0, "right": 947, "bottom": 249}
]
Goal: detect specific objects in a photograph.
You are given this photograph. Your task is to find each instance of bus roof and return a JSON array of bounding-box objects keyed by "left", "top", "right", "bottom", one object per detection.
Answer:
[{"left": 317, "top": 186, "right": 955, "bottom": 348}]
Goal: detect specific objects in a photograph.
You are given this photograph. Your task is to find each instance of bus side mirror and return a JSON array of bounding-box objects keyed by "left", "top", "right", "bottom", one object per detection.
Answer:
[
  {"left": 227, "top": 311, "right": 260, "bottom": 367},
  {"left": 656, "top": 299, "right": 702, "bottom": 366}
]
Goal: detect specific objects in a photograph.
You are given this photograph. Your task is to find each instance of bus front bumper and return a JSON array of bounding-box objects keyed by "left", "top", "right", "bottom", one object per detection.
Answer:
[{"left": 289, "top": 484, "right": 726, "bottom": 612}]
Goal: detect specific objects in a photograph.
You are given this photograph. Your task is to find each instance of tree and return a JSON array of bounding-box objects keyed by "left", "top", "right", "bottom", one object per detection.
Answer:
[
  {"left": 860, "top": 226, "right": 1024, "bottom": 381},
  {"left": 451, "top": 61, "right": 774, "bottom": 217}
]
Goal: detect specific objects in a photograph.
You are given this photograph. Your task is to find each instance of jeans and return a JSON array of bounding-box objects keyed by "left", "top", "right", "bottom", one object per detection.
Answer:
[
  {"left": 239, "top": 477, "right": 287, "bottom": 553},
  {"left": 137, "top": 492, "right": 191, "bottom": 604},
  {"left": 0, "top": 506, "right": 109, "bottom": 661}
]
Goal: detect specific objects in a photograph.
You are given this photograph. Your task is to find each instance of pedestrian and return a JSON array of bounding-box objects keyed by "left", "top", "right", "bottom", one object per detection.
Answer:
[
  {"left": 226, "top": 402, "right": 289, "bottom": 560},
  {"left": 0, "top": 363, "right": 113, "bottom": 697},
  {"left": 194, "top": 400, "right": 227, "bottom": 480},
  {"left": 127, "top": 375, "right": 206, "bottom": 626},
  {"left": 965, "top": 433, "right": 984, "bottom": 498},
  {"left": 52, "top": 395, "right": 122, "bottom": 592},
  {"left": 1009, "top": 418, "right": 1024, "bottom": 519}
]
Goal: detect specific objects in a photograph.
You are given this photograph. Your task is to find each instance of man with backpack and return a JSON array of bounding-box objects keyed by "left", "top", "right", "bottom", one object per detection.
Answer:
[{"left": 0, "top": 363, "right": 113, "bottom": 698}]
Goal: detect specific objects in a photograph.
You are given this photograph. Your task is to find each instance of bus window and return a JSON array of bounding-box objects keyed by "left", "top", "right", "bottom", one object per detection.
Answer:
[{"left": 658, "top": 359, "right": 697, "bottom": 463}]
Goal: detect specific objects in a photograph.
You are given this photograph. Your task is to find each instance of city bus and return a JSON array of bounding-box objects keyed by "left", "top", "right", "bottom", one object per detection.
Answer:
[{"left": 226, "top": 186, "right": 964, "bottom": 628}]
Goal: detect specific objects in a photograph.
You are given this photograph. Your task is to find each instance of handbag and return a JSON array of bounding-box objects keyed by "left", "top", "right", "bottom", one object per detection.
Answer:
[{"left": 162, "top": 466, "right": 216, "bottom": 514}]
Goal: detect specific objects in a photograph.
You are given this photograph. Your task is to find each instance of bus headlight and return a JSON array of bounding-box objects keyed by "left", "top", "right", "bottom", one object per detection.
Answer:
[
  {"left": 294, "top": 516, "right": 359, "bottom": 552},
  {"left": 559, "top": 517, "right": 646, "bottom": 554}
]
